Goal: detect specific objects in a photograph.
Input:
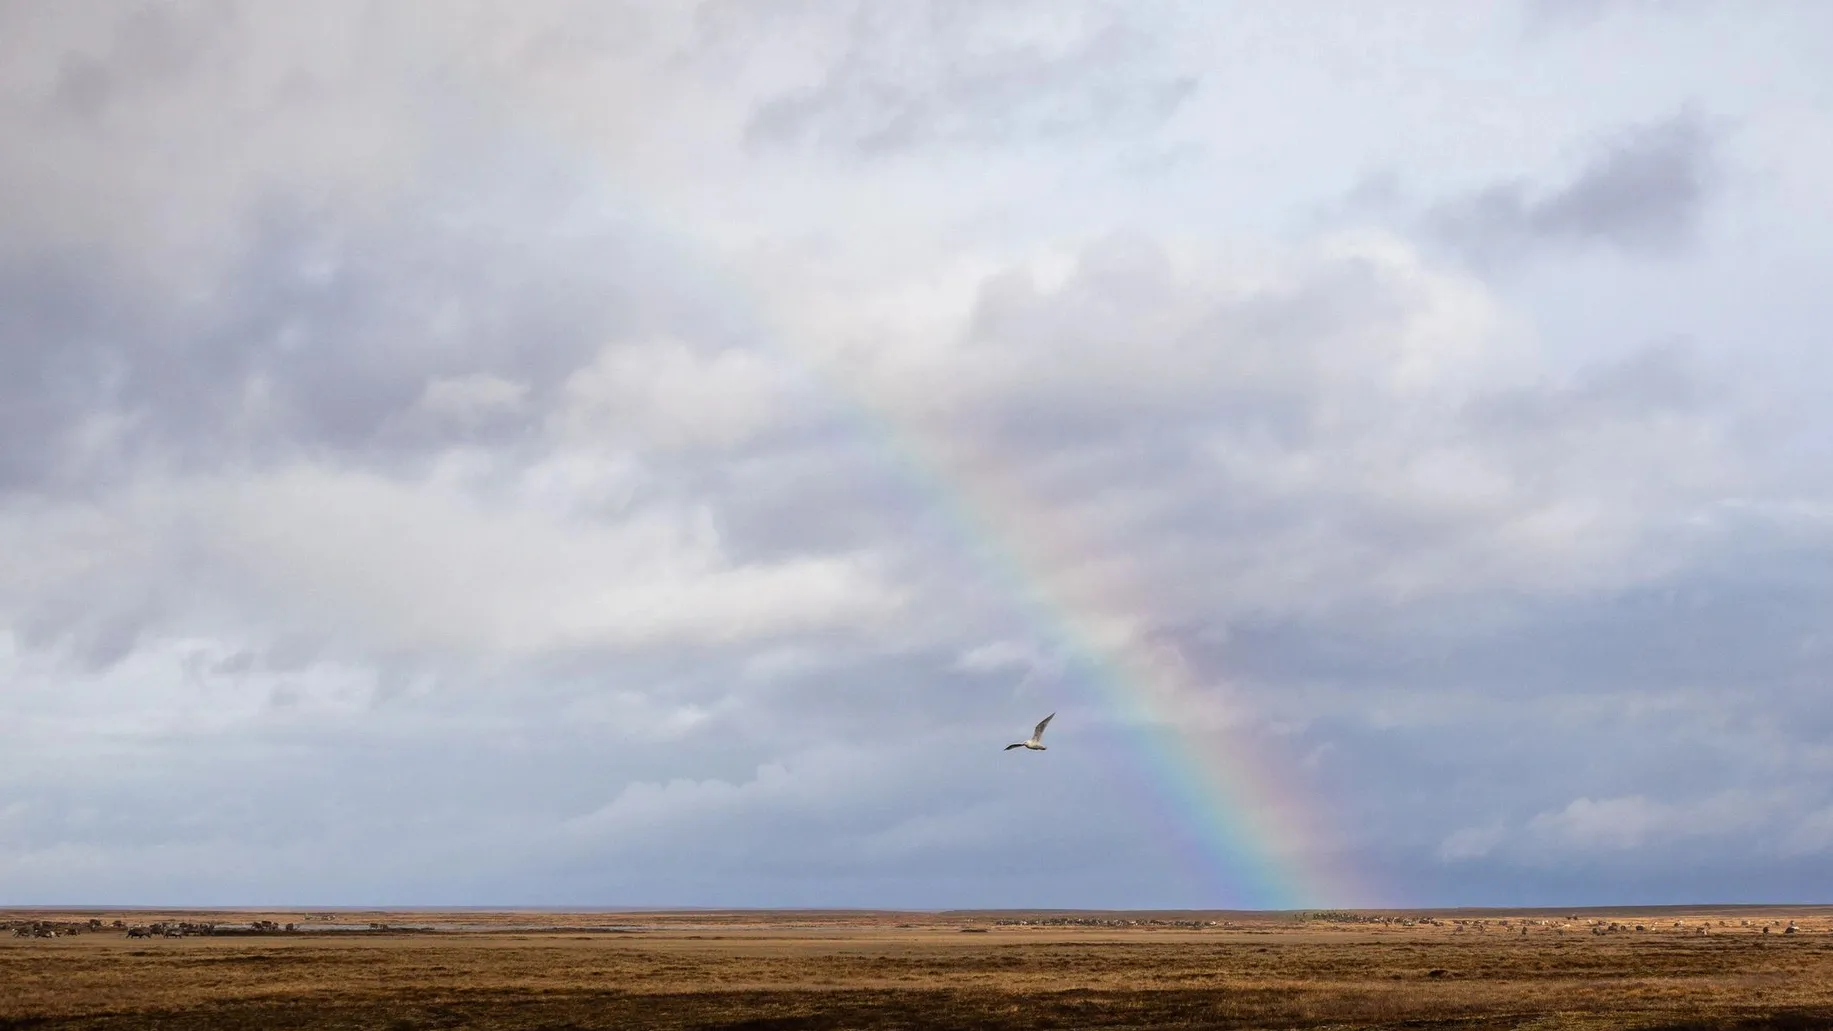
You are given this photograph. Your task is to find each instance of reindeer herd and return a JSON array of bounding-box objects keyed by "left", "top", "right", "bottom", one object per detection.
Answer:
[
  {"left": 1290, "top": 913, "right": 1817, "bottom": 937},
  {"left": 4, "top": 918, "right": 296, "bottom": 939},
  {"left": 7, "top": 918, "right": 114, "bottom": 938},
  {"left": 4, "top": 912, "right": 1820, "bottom": 942}
]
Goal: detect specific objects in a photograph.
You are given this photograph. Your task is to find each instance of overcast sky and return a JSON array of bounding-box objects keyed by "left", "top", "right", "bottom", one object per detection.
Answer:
[{"left": 4, "top": 1, "right": 1833, "bottom": 909}]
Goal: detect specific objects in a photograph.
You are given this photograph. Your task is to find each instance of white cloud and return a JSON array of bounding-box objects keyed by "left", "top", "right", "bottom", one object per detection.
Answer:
[
  {"left": 954, "top": 639, "right": 1047, "bottom": 675},
  {"left": 1439, "top": 824, "right": 1506, "bottom": 862},
  {"left": 552, "top": 339, "right": 807, "bottom": 453},
  {"left": 776, "top": 228, "right": 1743, "bottom": 638},
  {"left": 0, "top": 462, "right": 903, "bottom": 662},
  {"left": 569, "top": 761, "right": 800, "bottom": 837},
  {"left": 1521, "top": 792, "right": 1779, "bottom": 856}
]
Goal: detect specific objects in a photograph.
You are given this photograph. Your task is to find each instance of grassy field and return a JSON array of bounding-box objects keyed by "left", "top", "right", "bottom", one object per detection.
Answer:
[{"left": 7, "top": 907, "right": 1833, "bottom": 1029}]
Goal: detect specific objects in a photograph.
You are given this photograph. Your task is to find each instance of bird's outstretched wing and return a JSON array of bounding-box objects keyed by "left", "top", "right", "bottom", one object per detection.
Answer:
[
  {"left": 1004, "top": 742, "right": 1026, "bottom": 751},
  {"left": 1033, "top": 712, "right": 1055, "bottom": 740}
]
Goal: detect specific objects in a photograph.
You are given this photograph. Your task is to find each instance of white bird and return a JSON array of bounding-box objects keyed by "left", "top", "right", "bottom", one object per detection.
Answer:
[{"left": 1005, "top": 713, "right": 1055, "bottom": 751}]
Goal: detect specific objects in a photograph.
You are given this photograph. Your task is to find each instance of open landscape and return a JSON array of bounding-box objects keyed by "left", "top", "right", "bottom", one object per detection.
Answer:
[{"left": 9, "top": 907, "right": 1833, "bottom": 1030}]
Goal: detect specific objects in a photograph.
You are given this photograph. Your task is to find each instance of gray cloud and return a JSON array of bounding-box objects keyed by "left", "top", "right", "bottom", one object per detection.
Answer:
[
  {"left": 1427, "top": 114, "right": 1714, "bottom": 265},
  {"left": 0, "top": 164, "right": 814, "bottom": 499},
  {"left": 743, "top": 4, "right": 1196, "bottom": 155}
]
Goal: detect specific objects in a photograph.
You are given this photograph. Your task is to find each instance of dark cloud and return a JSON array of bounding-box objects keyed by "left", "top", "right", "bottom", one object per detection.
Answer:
[
  {"left": 0, "top": 256, "right": 136, "bottom": 493},
  {"left": 41, "top": 1, "right": 218, "bottom": 120},
  {"left": 1427, "top": 115, "right": 1714, "bottom": 265},
  {"left": 0, "top": 163, "right": 753, "bottom": 498}
]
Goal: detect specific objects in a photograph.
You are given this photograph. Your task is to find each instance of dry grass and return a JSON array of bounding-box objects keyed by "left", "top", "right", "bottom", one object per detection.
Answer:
[{"left": 7, "top": 907, "right": 1833, "bottom": 1029}]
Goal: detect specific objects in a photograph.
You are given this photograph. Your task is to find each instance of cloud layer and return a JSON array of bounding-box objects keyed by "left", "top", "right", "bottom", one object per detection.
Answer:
[{"left": 4, "top": 1, "right": 1833, "bottom": 908}]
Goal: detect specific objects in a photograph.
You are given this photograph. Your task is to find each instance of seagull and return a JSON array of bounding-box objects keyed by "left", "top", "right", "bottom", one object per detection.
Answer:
[{"left": 1005, "top": 713, "right": 1055, "bottom": 751}]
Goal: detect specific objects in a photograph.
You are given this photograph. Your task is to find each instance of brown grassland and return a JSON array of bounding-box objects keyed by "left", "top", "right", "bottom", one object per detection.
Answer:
[{"left": 7, "top": 906, "right": 1833, "bottom": 1029}]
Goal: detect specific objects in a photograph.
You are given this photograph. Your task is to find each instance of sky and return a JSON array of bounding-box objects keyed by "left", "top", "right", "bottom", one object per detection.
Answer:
[{"left": 3, "top": 1, "right": 1833, "bottom": 910}]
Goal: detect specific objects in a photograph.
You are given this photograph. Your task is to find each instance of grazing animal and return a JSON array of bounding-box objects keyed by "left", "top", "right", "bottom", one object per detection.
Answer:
[{"left": 1005, "top": 713, "right": 1055, "bottom": 751}]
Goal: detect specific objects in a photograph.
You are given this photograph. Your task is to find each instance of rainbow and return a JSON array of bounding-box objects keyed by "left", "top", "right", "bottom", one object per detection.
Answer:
[
  {"left": 715, "top": 276, "right": 1373, "bottom": 911},
  {"left": 873, "top": 430, "right": 1358, "bottom": 909},
  {"left": 451, "top": 88, "right": 1373, "bottom": 909}
]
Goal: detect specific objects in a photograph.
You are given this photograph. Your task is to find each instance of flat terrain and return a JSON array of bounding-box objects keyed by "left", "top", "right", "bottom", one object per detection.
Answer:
[{"left": 8, "top": 907, "right": 1833, "bottom": 1029}]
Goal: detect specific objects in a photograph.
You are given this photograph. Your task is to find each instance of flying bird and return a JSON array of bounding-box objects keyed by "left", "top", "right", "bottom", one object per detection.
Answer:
[{"left": 1005, "top": 713, "right": 1055, "bottom": 751}]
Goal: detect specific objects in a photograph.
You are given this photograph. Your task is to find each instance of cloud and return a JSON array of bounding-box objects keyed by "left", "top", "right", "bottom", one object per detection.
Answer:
[
  {"left": 1528, "top": 795, "right": 1692, "bottom": 853},
  {"left": 0, "top": 181, "right": 705, "bottom": 497},
  {"left": 413, "top": 373, "right": 530, "bottom": 425},
  {"left": 954, "top": 639, "right": 1050, "bottom": 675},
  {"left": 1436, "top": 791, "right": 1789, "bottom": 867},
  {"left": 1427, "top": 114, "right": 1715, "bottom": 265},
  {"left": 551, "top": 339, "right": 814, "bottom": 454},
  {"left": 741, "top": 2, "right": 1196, "bottom": 154},
  {"left": 807, "top": 230, "right": 1746, "bottom": 635},
  {"left": 1518, "top": 0, "right": 1717, "bottom": 39},
  {"left": 1439, "top": 824, "right": 1506, "bottom": 862},
  {"left": 0, "top": 3, "right": 436, "bottom": 278},
  {"left": 0, "top": 462, "right": 904, "bottom": 666},
  {"left": 2, "top": 2, "right": 1832, "bottom": 909}
]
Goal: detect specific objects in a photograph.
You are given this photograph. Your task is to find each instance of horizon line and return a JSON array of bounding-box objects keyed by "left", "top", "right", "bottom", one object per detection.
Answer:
[{"left": 6, "top": 902, "right": 1833, "bottom": 914}]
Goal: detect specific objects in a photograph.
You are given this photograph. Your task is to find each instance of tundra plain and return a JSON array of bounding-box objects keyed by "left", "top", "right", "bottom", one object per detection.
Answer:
[{"left": 7, "top": 907, "right": 1833, "bottom": 1030}]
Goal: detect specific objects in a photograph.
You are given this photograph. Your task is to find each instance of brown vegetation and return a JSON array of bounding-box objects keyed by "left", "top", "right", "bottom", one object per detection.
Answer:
[{"left": 6, "top": 907, "right": 1833, "bottom": 1029}]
